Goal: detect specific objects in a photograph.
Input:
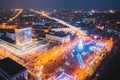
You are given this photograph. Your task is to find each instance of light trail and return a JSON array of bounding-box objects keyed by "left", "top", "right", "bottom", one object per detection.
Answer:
[
  {"left": 7, "top": 9, "right": 23, "bottom": 23},
  {"left": 0, "top": 9, "right": 23, "bottom": 29},
  {"left": 0, "top": 9, "right": 114, "bottom": 80},
  {"left": 29, "top": 9, "right": 114, "bottom": 79},
  {"left": 30, "top": 9, "right": 87, "bottom": 38}
]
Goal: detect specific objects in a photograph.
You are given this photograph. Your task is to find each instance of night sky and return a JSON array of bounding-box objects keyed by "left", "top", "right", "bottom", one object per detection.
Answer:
[{"left": 0, "top": 0, "right": 120, "bottom": 10}]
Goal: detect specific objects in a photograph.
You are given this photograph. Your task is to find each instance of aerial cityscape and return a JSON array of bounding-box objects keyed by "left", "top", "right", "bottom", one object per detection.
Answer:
[{"left": 0, "top": 0, "right": 120, "bottom": 80}]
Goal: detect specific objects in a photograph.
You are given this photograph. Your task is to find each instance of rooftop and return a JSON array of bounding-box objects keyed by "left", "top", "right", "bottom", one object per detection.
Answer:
[
  {"left": 0, "top": 28, "right": 15, "bottom": 33},
  {"left": 47, "top": 31, "right": 70, "bottom": 37},
  {"left": 0, "top": 57, "right": 26, "bottom": 77}
]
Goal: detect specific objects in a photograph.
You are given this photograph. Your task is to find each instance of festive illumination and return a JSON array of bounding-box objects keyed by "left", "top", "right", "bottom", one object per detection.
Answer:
[
  {"left": 55, "top": 72, "right": 76, "bottom": 80},
  {"left": 96, "top": 42, "right": 107, "bottom": 47},
  {"left": 93, "top": 35, "right": 97, "bottom": 39},
  {"left": 77, "top": 53, "right": 84, "bottom": 68},
  {"left": 89, "top": 46, "right": 100, "bottom": 51},
  {"left": 78, "top": 39, "right": 83, "bottom": 49}
]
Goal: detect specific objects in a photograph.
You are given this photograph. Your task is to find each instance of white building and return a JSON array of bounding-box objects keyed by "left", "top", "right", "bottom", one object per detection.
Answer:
[
  {"left": 15, "top": 27, "right": 32, "bottom": 46},
  {"left": 46, "top": 31, "right": 70, "bottom": 44},
  {"left": 51, "top": 28, "right": 70, "bottom": 32}
]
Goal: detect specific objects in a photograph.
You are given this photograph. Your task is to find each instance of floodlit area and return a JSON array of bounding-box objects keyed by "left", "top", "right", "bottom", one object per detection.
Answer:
[
  {"left": 0, "top": 39, "right": 48, "bottom": 56},
  {"left": 0, "top": 9, "right": 114, "bottom": 80}
]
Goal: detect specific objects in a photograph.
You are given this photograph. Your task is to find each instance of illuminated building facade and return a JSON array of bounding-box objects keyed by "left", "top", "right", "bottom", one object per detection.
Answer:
[
  {"left": 15, "top": 27, "right": 32, "bottom": 46},
  {"left": 46, "top": 31, "right": 70, "bottom": 43}
]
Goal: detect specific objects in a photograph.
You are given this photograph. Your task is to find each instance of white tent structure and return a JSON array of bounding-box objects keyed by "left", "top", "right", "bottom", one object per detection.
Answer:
[{"left": 55, "top": 72, "right": 76, "bottom": 80}]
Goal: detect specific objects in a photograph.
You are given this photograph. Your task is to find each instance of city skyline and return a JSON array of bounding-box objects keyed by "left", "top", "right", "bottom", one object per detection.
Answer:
[{"left": 0, "top": 0, "right": 120, "bottom": 10}]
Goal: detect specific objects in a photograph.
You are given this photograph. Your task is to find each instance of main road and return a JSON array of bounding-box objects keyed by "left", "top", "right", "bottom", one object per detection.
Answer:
[
  {"left": 29, "top": 9, "right": 114, "bottom": 80},
  {"left": 0, "top": 9, "right": 114, "bottom": 80},
  {"left": 0, "top": 9, "right": 23, "bottom": 29},
  {"left": 7, "top": 9, "right": 23, "bottom": 23},
  {"left": 30, "top": 9, "right": 87, "bottom": 38}
]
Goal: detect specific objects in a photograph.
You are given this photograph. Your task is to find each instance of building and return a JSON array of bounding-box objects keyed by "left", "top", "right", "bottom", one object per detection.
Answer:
[
  {"left": 0, "top": 26, "right": 32, "bottom": 46},
  {"left": 82, "top": 18, "right": 96, "bottom": 24},
  {"left": 0, "top": 57, "right": 28, "bottom": 80},
  {"left": 51, "top": 28, "right": 70, "bottom": 32},
  {"left": 15, "top": 27, "right": 32, "bottom": 46},
  {"left": 0, "top": 29, "right": 16, "bottom": 43},
  {"left": 46, "top": 31, "right": 70, "bottom": 43}
]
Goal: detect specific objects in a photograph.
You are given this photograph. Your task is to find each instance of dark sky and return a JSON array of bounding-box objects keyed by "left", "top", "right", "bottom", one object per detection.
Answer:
[{"left": 0, "top": 0, "right": 120, "bottom": 10}]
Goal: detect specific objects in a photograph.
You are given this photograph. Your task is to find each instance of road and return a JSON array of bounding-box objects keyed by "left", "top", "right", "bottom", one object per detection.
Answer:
[
  {"left": 30, "top": 9, "right": 87, "bottom": 38},
  {"left": 24, "top": 38, "right": 80, "bottom": 79},
  {"left": 7, "top": 9, "right": 23, "bottom": 23},
  {"left": 26, "top": 9, "right": 114, "bottom": 79},
  {"left": 0, "top": 9, "right": 114, "bottom": 80},
  {"left": 0, "top": 9, "right": 23, "bottom": 29}
]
